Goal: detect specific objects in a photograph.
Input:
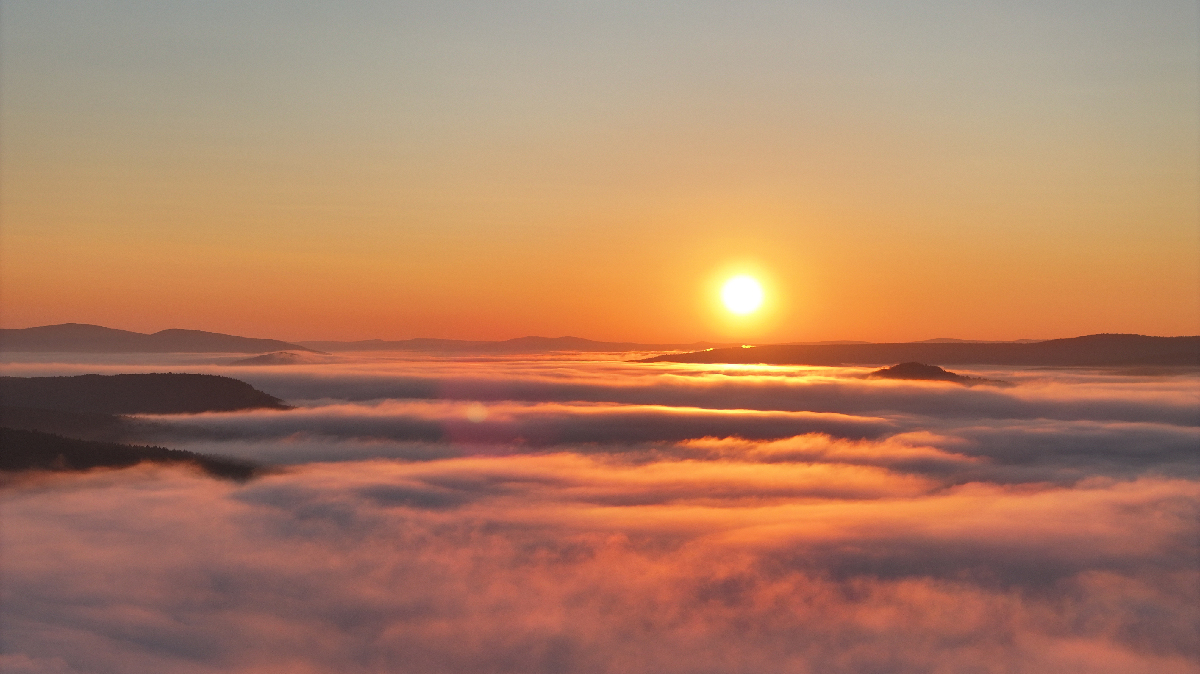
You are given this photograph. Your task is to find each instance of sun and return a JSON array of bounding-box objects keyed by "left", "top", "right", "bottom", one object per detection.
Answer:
[{"left": 721, "top": 275, "right": 764, "bottom": 315}]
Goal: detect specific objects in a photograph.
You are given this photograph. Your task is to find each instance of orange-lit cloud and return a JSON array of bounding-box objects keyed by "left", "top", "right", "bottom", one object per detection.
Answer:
[
  {"left": 2, "top": 356, "right": 1197, "bottom": 671},
  {"left": 4, "top": 466, "right": 1196, "bottom": 673}
]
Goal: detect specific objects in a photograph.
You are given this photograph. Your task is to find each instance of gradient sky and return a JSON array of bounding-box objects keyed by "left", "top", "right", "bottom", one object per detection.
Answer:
[{"left": 2, "top": 0, "right": 1197, "bottom": 342}]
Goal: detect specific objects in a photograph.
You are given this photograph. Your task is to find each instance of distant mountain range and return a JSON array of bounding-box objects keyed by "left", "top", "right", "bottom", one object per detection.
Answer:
[
  {"left": 3, "top": 324, "right": 1196, "bottom": 365},
  {"left": 0, "top": 324, "right": 733, "bottom": 354},
  {"left": 639, "top": 334, "right": 1200, "bottom": 367},
  {"left": 0, "top": 323, "right": 319, "bottom": 354},
  {"left": 297, "top": 335, "right": 736, "bottom": 353}
]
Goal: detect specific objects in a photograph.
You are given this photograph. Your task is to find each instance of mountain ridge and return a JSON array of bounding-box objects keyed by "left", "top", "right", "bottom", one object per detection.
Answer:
[
  {"left": 638, "top": 334, "right": 1200, "bottom": 367},
  {"left": 0, "top": 323, "right": 321, "bottom": 354},
  {"left": 4, "top": 324, "right": 1197, "bottom": 363},
  {"left": 297, "top": 335, "right": 737, "bottom": 353}
]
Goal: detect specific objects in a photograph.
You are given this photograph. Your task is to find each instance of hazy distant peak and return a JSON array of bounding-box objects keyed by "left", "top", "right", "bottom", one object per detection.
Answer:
[
  {"left": 153, "top": 328, "right": 243, "bottom": 337},
  {"left": 230, "top": 351, "right": 332, "bottom": 366},
  {"left": 18, "top": 322, "right": 140, "bottom": 335}
]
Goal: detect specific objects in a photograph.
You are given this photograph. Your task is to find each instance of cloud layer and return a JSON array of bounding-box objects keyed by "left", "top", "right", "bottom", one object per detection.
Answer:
[{"left": 2, "top": 355, "right": 1198, "bottom": 673}]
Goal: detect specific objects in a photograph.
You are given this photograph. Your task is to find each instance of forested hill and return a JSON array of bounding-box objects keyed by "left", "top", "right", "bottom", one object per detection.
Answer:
[
  {"left": 0, "top": 428, "right": 259, "bottom": 481},
  {"left": 0, "top": 373, "right": 289, "bottom": 415}
]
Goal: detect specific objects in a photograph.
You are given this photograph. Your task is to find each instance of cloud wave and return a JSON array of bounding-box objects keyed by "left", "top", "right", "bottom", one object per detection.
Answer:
[{"left": 2, "top": 355, "right": 1197, "bottom": 673}]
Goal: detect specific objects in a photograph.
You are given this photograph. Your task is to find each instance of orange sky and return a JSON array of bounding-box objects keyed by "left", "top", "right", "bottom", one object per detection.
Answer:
[{"left": 2, "top": 1, "right": 1197, "bottom": 342}]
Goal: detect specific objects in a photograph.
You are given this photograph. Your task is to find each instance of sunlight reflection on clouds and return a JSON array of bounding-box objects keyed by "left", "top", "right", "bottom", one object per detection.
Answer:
[{"left": 2, "top": 354, "right": 1197, "bottom": 673}]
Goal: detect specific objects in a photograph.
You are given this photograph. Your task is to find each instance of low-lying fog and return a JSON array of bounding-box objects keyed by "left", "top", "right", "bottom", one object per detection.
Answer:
[{"left": 2, "top": 353, "right": 1197, "bottom": 673}]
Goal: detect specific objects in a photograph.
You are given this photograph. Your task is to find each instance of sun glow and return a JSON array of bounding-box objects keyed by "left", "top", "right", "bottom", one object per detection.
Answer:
[{"left": 721, "top": 276, "right": 764, "bottom": 315}]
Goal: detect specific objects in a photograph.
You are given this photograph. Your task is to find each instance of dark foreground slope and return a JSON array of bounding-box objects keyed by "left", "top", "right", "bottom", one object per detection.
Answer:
[
  {"left": 0, "top": 428, "right": 259, "bottom": 480},
  {"left": 0, "top": 373, "right": 282, "bottom": 480},
  {"left": 0, "top": 323, "right": 319, "bottom": 354},
  {"left": 0, "top": 406, "right": 129, "bottom": 441},
  {"left": 0, "top": 373, "right": 289, "bottom": 415},
  {"left": 639, "top": 334, "right": 1200, "bottom": 367}
]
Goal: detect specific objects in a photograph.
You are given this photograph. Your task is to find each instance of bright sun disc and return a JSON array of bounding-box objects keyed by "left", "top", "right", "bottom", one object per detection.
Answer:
[{"left": 721, "top": 275, "right": 763, "bottom": 315}]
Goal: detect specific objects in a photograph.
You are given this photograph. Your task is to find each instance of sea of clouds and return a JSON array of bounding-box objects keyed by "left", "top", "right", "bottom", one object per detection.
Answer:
[{"left": 1, "top": 354, "right": 1197, "bottom": 673}]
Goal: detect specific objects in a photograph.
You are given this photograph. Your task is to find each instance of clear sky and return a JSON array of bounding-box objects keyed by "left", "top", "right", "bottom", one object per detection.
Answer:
[{"left": 2, "top": 0, "right": 1197, "bottom": 342}]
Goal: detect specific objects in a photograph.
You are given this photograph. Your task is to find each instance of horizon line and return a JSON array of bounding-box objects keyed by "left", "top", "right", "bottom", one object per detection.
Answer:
[{"left": 5, "top": 322, "right": 1200, "bottom": 346}]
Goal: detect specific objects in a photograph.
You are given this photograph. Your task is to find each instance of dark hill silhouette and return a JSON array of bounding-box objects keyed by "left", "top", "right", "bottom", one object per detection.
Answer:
[
  {"left": 0, "top": 427, "right": 259, "bottom": 481},
  {"left": 0, "top": 405, "right": 129, "bottom": 441},
  {"left": 869, "top": 362, "right": 1004, "bottom": 385},
  {"left": 638, "top": 334, "right": 1200, "bottom": 367},
  {"left": 0, "top": 323, "right": 320, "bottom": 354},
  {"left": 298, "top": 335, "right": 736, "bottom": 353},
  {"left": 871, "top": 362, "right": 972, "bottom": 382},
  {"left": 0, "top": 373, "right": 289, "bottom": 415}
]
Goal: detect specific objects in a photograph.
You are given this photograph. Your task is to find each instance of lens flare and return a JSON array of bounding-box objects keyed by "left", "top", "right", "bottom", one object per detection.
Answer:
[{"left": 722, "top": 276, "right": 764, "bottom": 315}]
